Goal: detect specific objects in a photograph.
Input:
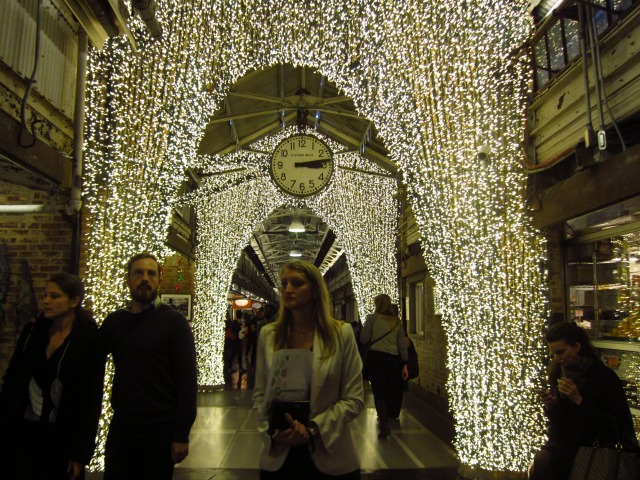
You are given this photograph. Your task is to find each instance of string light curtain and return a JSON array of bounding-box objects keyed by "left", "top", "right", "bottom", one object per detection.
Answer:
[
  {"left": 83, "top": 2, "right": 216, "bottom": 468},
  {"left": 83, "top": 0, "right": 547, "bottom": 473}
]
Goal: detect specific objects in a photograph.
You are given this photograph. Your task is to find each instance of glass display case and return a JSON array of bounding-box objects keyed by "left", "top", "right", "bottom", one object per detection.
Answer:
[
  {"left": 564, "top": 198, "right": 640, "bottom": 438},
  {"left": 566, "top": 234, "right": 640, "bottom": 340}
]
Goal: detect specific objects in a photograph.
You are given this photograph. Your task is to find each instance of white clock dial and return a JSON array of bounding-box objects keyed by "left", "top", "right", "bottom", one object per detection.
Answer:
[{"left": 270, "top": 134, "right": 334, "bottom": 197}]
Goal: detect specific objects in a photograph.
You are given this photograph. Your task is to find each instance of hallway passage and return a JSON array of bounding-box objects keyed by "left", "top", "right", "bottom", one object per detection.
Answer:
[
  {"left": 181, "top": 384, "right": 459, "bottom": 479},
  {"left": 88, "top": 384, "right": 460, "bottom": 479}
]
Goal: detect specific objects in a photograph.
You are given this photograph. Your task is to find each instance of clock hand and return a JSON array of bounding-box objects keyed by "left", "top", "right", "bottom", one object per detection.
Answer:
[{"left": 293, "top": 160, "right": 328, "bottom": 168}]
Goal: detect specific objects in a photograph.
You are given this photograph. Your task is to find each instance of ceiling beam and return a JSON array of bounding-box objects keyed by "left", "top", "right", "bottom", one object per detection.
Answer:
[
  {"left": 314, "top": 230, "right": 336, "bottom": 267},
  {"left": 204, "top": 108, "right": 283, "bottom": 127},
  {"left": 316, "top": 121, "right": 397, "bottom": 174},
  {"left": 222, "top": 91, "right": 352, "bottom": 108},
  {"left": 198, "top": 112, "right": 297, "bottom": 156},
  {"left": 227, "top": 91, "right": 283, "bottom": 104}
]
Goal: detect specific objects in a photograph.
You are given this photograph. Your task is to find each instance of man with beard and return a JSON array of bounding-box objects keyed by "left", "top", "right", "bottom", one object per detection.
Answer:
[{"left": 99, "top": 252, "right": 197, "bottom": 480}]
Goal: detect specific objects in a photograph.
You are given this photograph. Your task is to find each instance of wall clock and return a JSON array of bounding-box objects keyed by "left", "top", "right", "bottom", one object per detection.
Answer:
[{"left": 269, "top": 134, "right": 334, "bottom": 197}]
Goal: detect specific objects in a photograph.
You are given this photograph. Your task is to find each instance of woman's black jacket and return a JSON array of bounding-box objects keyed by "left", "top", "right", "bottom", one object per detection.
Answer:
[{"left": 0, "top": 310, "right": 105, "bottom": 465}]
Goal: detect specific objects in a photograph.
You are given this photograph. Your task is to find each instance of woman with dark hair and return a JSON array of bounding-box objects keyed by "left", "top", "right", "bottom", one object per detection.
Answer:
[
  {"left": 0, "top": 273, "right": 104, "bottom": 480},
  {"left": 253, "top": 260, "right": 364, "bottom": 480},
  {"left": 530, "top": 321, "right": 639, "bottom": 480},
  {"left": 360, "top": 294, "right": 408, "bottom": 439}
]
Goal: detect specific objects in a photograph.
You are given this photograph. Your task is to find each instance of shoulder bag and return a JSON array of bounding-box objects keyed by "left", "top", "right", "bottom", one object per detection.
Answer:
[
  {"left": 360, "top": 317, "right": 399, "bottom": 381},
  {"left": 569, "top": 416, "right": 640, "bottom": 480}
]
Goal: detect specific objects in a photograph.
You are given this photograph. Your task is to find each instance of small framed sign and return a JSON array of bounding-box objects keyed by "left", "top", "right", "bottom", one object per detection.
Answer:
[{"left": 160, "top": 294, "right": 192, "bottom": 320}]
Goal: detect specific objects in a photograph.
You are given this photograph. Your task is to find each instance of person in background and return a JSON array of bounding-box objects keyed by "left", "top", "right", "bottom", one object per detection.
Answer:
[
  {"left": 349, "top": 318, "right": 363, "bottom": 346},
  {"left": 0, "top": 273, "right": 104, "bottom": 480},
  {"left": 387, "top": 303, "right": 409, "bottom": 420},
  {"left": 258, "top": 303, "right": 277, "bottom": 335},
  {"left": 232, "top": 309, "right": 246, "bottom": 374},
  {"left": 360, "top": 294, "right": 408, "bottom": 439},
  {"left": 99, "top": 252, "right": 198, "bottom": 480},
  {"left": 224, "top": 311, "right": 236, "bottom": 384},
  {"left": 530, "top": 321, "right": 639, "bottom": 480},
  {"left": 246, "top": 308, "right": 260, "bottom": 369},
  {"left": 253, "top": 260, "right": 363, "bottom": 480}
]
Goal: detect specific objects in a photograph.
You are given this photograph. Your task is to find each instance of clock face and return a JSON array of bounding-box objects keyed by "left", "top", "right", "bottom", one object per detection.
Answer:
[{"left": 270, "top": 134, "right": 334, "bottom": 197}]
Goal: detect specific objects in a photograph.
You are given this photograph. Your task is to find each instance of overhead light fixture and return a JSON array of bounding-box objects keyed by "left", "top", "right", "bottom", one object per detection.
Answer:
[
  {"left": 234, "top": 298, "right": 250, "bottom": 307},
  {"left": 289, "top": 249, "right": 302, "bottom": 257},
  {"left": 289, "top": 218, "right": 305, "bottom": 233}
]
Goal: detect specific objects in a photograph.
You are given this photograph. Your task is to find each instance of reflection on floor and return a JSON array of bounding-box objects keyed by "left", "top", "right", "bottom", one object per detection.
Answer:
[{"left": 89, "top": 378, "right": 461, "bottom": 480}]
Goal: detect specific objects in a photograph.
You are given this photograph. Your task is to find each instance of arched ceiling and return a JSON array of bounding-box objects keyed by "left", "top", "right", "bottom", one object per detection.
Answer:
[
  {"left": 197, "top": 64, "right": 397, "bottom": 284},
  {"left": 197, "top": 64, "right": 396, "bottom": 174}
]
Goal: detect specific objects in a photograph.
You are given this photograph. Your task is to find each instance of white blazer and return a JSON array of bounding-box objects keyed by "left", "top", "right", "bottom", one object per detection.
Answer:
[{"left": 253, "top": 321, "right": 364, "bottom": 475}]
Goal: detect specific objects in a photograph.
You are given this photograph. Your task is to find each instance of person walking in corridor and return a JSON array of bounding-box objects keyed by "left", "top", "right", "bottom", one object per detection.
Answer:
[
  {"left": 253, "top": 260, "right": 363, "bottom": 479},
  {"left": 360, "top": 294, "right": 408, "bottom": 439},
  {"left": 99, "top": 252, "right": 198, "bottom": 480},
  {"left": 232, "top": 309, "right": 246, "bottom": 374}
]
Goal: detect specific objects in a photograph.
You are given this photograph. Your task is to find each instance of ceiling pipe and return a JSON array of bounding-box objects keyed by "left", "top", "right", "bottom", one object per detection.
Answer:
[{"left": 132, "top": 0, "right": 162, "bottom": 39}]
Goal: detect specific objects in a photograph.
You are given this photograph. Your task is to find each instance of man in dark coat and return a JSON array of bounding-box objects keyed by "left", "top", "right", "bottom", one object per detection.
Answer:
[{"left": 99, "top": 252, "right": 198, "bottom": 480}]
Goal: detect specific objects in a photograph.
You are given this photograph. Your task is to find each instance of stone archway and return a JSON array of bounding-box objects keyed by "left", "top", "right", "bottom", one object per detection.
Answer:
[{"left": 84, "top": 1, "right": 547, "bottom": 474}]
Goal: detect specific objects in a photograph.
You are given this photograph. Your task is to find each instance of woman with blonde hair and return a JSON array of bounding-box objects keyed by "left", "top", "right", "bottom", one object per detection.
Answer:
[
  {"left": 253, "top": 260, "right": 364, "bottom": 479},
  {"left": 360, "top": 293, "right": 408, "bottom": 439}
]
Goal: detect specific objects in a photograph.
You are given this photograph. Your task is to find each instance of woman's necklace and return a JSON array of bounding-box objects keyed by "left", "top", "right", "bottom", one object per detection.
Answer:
[{"left": 291, "top": 328, "right": 314, "bottom": 337}]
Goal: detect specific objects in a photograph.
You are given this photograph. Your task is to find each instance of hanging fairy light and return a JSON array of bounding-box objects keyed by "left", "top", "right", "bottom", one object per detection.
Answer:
[{"left": 83, "top": 0, "right": 547, "bottom": 473}]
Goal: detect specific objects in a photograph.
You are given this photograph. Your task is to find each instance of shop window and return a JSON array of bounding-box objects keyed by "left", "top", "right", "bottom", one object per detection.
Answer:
[
  {"left": 174, "top": 179, "right": 196, "bottom": 226},
  {"left": 564, "top": 18, "right": 580, "bottom": 63},
  {"left": 564, "top": 197, "right": 640, "bottom": 341},
  {"left": 412, "top": 281, "right": 425, "bottom": 335},
  {"left": 564, "top": 197, "right": 640, "bottom": 436},
  {"left": 531, "top": 0, "right": 636, "bottom": 92}
]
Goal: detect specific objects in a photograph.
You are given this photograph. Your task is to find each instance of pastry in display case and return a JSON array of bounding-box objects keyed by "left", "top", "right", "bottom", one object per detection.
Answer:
[{"left": 566, "top": 234, "right": 640, "bottom": 341}]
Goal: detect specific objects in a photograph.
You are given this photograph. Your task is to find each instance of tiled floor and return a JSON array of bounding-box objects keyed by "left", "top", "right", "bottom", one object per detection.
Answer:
[{"left": 89, "top": 379, "right": 461, "bottom": 479}]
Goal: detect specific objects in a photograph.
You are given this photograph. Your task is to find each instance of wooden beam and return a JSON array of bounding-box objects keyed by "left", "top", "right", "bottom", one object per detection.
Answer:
[
  {"left": 531, "top": 144, "right": 640, "bottom": 228},
  {"left": 204, "top": 108, "right": 283, "bottom": 127}
]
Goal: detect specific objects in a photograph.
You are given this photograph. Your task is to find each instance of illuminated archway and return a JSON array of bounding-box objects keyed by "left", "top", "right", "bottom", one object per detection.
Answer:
[
  {"left": 188, "top": 128, "right": 398, "bottom": 381},
  {"left": 84, "top": 0, "right": 547, "bottom": 473}
]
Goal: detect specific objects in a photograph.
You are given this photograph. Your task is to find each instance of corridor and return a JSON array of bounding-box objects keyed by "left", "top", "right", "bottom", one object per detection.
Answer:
[{"left": 89, "top": 384, "right": 460, "bottom": 480}]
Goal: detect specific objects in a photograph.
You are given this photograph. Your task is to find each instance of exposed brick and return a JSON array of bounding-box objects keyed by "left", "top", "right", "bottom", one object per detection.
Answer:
[
  {"left": 40, "top": 266, "right": 63, "bottom": 273},
  {"left": 0, "top": 179, "right": 73, "bottom": 379}
]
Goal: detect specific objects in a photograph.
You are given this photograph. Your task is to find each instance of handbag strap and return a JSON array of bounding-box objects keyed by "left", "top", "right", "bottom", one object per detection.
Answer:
[{"left": 369, "top": 318, "right": 400, "bottom": 347}]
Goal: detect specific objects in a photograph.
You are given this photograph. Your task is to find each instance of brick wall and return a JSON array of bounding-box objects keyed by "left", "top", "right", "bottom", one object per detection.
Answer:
[
  {"left": 0, "top": 179, "right": 74, "bottom": 379},
  {"left": 409, "top": 314, "right": 450, "bottom": 412},
  {"left": 402, "top": 252, "right": 450, "bottom": 412}
]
